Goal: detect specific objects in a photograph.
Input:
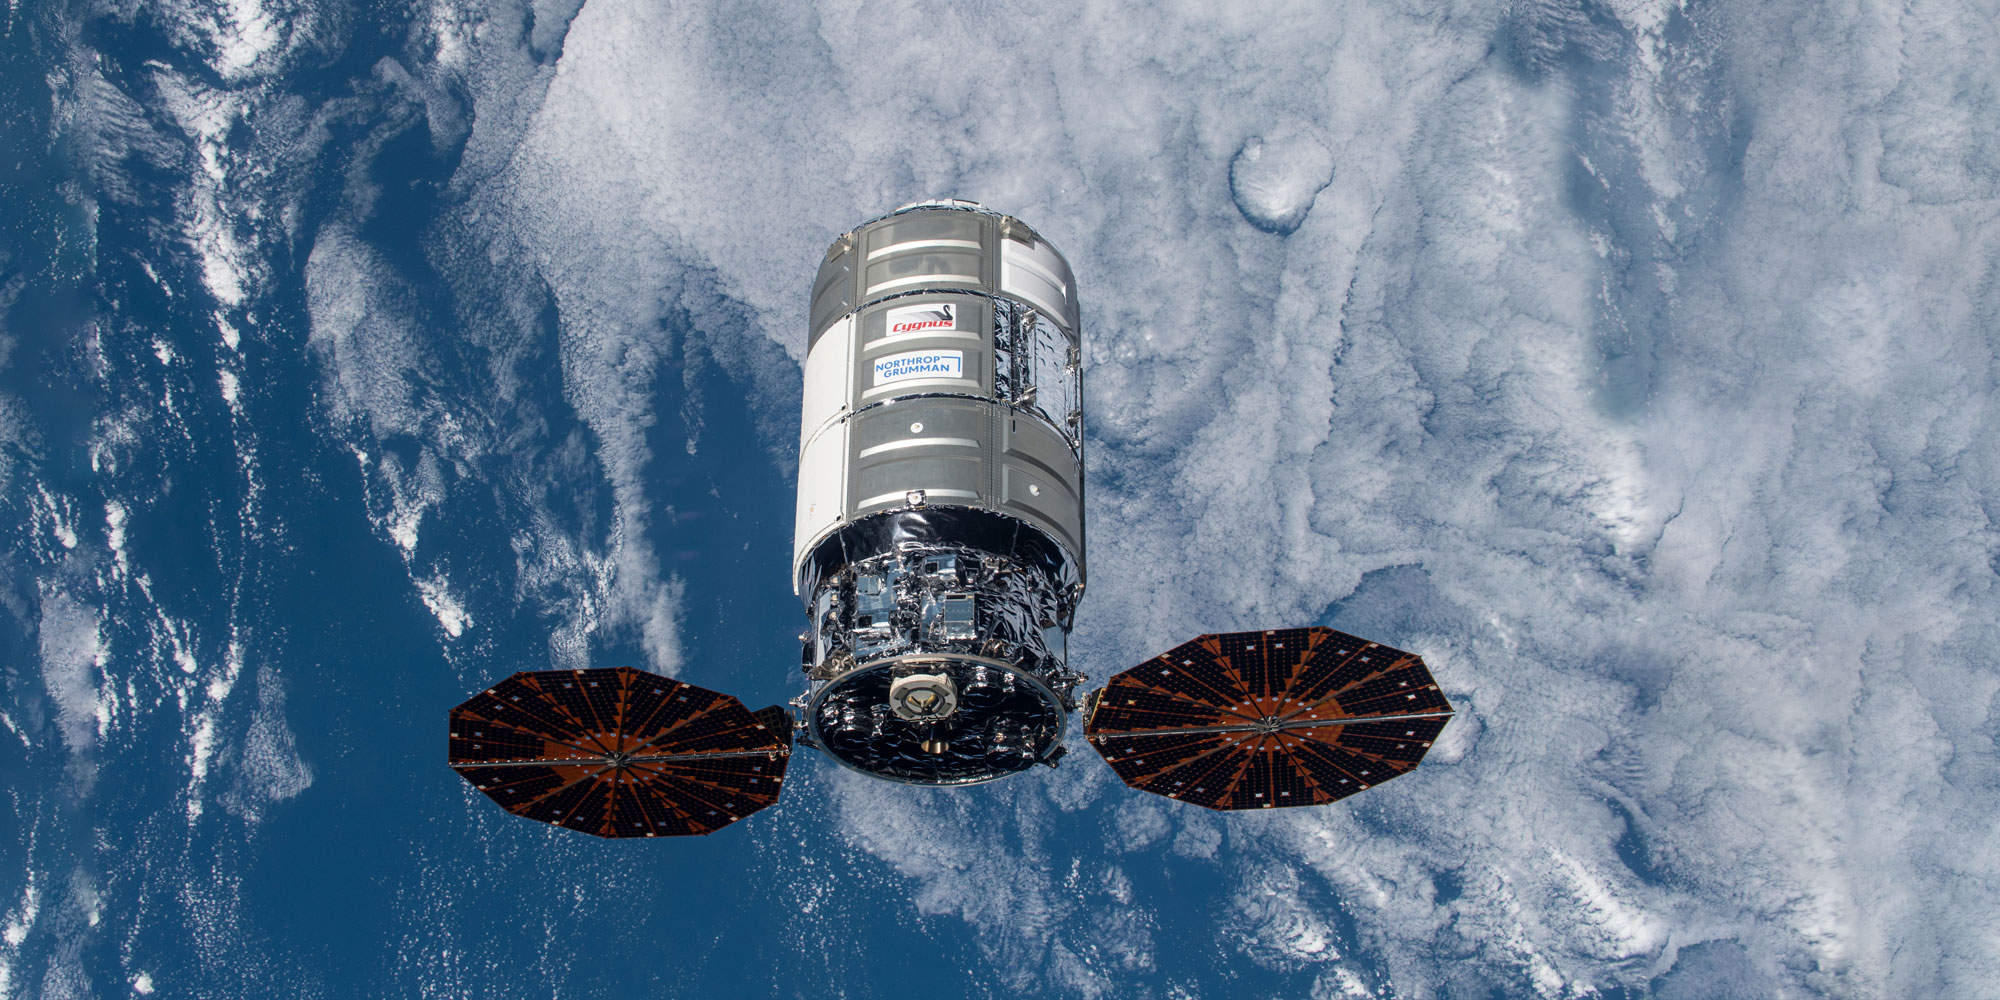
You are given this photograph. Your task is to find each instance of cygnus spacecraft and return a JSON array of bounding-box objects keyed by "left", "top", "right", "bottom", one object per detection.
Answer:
[{"left": 447, "top": 202, "right": 1455, "bottom": 837}]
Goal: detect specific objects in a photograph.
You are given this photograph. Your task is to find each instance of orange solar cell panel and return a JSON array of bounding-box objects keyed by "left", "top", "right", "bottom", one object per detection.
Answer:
[
  {"left": 449, "top": 667, "right": 792, "bottom": 838},
  {"left": 1084, "top": 628, "right": 1452, "bottom": 811}
]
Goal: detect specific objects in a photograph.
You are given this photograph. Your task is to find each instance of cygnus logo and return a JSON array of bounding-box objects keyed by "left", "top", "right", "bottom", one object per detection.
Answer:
[
  {"left": 873, "top": 349, "right": 965, "bottom": 386},
  {"left": 886, "top": 302, "right": 956, "bottom": 334}
]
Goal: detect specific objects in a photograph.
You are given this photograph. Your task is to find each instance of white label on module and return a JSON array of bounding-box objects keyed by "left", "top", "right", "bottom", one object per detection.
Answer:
[
  {"left": 885, "top": 302, "right": 957, "bottom": 335},
  {"left": 874, "top": 349, "right": 965, "bottom": 385}
]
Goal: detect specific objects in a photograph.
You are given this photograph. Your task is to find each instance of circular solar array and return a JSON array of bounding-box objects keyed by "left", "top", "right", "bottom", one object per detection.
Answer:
[
  {"left": 1084, "top": 627, "right": 1454, "bottom": 811},
  {"left": 449, "top": 667, "right": 791, "bottom": 838}
]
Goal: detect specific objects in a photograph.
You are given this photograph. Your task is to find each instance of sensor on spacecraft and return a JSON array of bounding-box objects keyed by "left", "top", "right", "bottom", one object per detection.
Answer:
[{"left": 447, "top": 202, "right": 1455, "bottom": 837}]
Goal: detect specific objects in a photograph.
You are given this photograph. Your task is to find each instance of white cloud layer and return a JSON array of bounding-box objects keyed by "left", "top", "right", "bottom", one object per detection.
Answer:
[
  {"left": 383, "top": 0, "right": 2000, "bottom": 992},
  {"left": 439, "top": 0, "right": 1997, "bottom": 994}
]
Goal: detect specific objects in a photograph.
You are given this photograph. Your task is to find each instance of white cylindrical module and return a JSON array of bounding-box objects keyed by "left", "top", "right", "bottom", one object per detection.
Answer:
[{"left": 792, "top": 201, "right": 1087, "bottom": 785}]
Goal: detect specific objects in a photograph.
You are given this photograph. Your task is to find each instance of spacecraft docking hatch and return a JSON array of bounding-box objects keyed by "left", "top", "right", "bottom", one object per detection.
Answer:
[{"left": 449, "top": 202, "right": 1454, "bottom": 836}]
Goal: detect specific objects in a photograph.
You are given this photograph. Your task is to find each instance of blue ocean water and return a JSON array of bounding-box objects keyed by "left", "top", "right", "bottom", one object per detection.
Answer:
[{"left": 2, "top": 6, "right": 1375, "bottom": 996}]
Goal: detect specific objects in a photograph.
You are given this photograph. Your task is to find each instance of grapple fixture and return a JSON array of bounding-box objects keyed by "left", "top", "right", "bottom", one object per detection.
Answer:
[{"left": 448, "top": 203, "right": 1455, "bottom": 837}]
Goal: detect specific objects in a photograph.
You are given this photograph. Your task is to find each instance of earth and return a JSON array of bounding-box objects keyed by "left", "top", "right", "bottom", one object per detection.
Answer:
[{"left": 4, "top": 0, "right": 1996, "bottom": 997}]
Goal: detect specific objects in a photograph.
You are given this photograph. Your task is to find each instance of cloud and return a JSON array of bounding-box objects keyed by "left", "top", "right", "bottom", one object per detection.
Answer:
[
  {"left": 1230, "top": 127, "right": 1337, "bottom": 234},
  {"left": 36, "top": 589, "right": 106, "bottom": 755},
  {"left": 219, "top": 667, "right": 313, "bottom": 823},
  {"left": 471, "top": 0, "right": 2000, "bottom": 991}
]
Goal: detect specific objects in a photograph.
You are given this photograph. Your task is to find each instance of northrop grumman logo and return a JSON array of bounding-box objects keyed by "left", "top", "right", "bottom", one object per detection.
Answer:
[
  {"left": 886, "top": 302, "right": 956, "bottom": 335},
  {"left": 873, "top": 349, "right": 965, "bottom": 386}
]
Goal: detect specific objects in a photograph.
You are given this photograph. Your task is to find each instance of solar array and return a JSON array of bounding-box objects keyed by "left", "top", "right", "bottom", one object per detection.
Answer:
[
  {"left": 449, "top": 667, "right": 791, "bottom": 838},
  {"left": 1084, "top": 628, "right": 1453, "bottom": 811}
]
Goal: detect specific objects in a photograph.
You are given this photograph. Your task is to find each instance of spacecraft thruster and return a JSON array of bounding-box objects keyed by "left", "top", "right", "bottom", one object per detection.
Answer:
[{"left": 448, "top": 202, "right": 1455, "bottom": 837}]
